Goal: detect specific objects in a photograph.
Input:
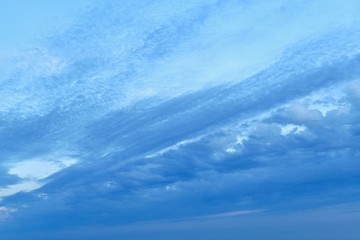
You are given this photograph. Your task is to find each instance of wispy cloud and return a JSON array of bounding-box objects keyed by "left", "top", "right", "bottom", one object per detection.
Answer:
[
  {"left": 188, "top": 209, "right": 265, "bottom": 221},
  {"left": 0, "top": 181, "right": 41, "bottom": 198}
]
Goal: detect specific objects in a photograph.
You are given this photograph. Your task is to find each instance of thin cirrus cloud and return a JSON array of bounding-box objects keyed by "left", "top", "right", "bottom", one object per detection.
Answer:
[{"left": 1, "top": 0, "right": 360, "bottom": 239}]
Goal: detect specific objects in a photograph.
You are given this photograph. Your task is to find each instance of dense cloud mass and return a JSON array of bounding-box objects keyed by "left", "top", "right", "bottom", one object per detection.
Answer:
[{"left": 1, "top": 0, "right": 360, "bottom": 239}]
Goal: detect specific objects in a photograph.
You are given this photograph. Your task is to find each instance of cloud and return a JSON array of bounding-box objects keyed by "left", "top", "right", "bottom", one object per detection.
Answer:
[
  {"left": 8, "top": 158, "right": 77, "bottom": 180},
  {"left": 0, "top": 206, "right": 17, "bottom": 223},
  {"left": 280, "top": 124, "right": 306, "bottom": 136},
  {"left": 189, "top": 209, "right": 264, "bottom": 220},
  {"left": 1, "top": 0, "right": 360, "bottom": 238},
  {"left": 0, "top": 155, "right": 77, "bottom": 205},
  {"left": 276, "top": 103, "right": 323, "bottom": 124},
  {"left": 0, "top": 181, "right": 41, "bottom": 198},
  {"left": 3, "top": 48, "right": 360, "bottom": 233}
]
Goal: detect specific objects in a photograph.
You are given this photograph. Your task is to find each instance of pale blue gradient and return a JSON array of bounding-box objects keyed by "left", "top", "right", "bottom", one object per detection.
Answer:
[{"left": 0, "top": 0, "right": 93, "bottom": 52}]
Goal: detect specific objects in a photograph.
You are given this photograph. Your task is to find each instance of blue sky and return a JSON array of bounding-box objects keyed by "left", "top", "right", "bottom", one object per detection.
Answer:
[
  {"left": 1, "top": 0, "right": 360, "bottom": 239},
  {"left": 0, "top": 0, "right": 93, "bottom": 52}
]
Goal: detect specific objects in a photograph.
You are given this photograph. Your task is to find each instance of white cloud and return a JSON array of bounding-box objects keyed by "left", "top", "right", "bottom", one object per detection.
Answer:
[
  {"left": 236, "top": 135, "right": 249, "bottom": 145},
  {"left": 280, "top": 124, "right": 306, "bottom": 136},
  {"left": 287, "top": 103, "right": 323, "bottom": 123},
  {"left": 8, "top": 157, "right": 77, "bottom": 181},
  {"left": 0, "top": 181, "right": 41, "bottom": 198},
  {"left": 0, "top": 206, "right": 17, "bottom": 222},
  {"left": 0, "top": 156, "right": 78, "bottom": 200},
  {"left": 189, "top": 209, "right": 264, "bottom": 220},
  {"left": 225, "top": 147, "right": 237, "bottom": 153},
  {"left": 145, "top": 135, "right": 205, "bottom": 158}
]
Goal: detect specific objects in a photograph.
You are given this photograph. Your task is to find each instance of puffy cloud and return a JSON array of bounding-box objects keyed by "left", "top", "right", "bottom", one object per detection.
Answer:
[{"left": 276, "top": 103, "right": 323, "bottom": 124}]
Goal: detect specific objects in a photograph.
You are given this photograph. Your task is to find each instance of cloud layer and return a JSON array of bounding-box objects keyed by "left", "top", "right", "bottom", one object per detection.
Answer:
[{"left": 1, "top": 0, "right": 360, "bottom": 239}]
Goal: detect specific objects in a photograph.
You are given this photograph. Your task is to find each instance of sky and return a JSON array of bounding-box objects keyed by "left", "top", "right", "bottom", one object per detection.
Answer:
[
  {"left": 0, "top": 0, "right": 93, "bottom": 53},
  {"left": 1, "top": 0, "right": 360, "bottom": 239}
]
